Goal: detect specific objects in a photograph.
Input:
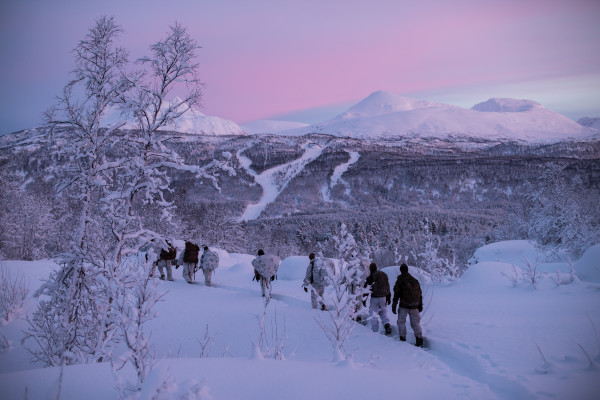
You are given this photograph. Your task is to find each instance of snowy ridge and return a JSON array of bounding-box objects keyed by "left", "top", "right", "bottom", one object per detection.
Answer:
[
  {"left": 578, "top": 117, "right": 600, "bottom": 131},
  {"left": 238, "top": 142, "right": 324, "bottom": 220},
  {"left": 278, "top": 91, "right": 593, "bottom": 143}
]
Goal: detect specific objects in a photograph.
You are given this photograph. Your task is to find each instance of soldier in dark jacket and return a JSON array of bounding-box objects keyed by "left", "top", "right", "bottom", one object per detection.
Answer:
[
  {"left": 364, "top": 263, "right": 392, "bottom": 335},
  {"left": 392, "top": 263, "right": 424, "bottom": 346},
  {"left": 180, "top": 240, "right": 200, "bottom": 284}
]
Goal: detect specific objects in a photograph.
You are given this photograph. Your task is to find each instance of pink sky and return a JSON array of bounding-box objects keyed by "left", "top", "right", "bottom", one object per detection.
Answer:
[{"left": 1, "top": 0, "right": 599, "bottom": 133}]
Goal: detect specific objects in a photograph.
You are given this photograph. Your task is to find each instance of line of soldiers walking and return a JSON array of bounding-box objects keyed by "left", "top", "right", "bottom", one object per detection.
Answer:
[
  {"left": 148, "top": 240, "right": 220, "bottom": 287},
  {"left": 146, "top": 241, "right": 424, "bottom": 346},
  {"left": 302, "top": 252, "right": 425, "bottom": 347}
]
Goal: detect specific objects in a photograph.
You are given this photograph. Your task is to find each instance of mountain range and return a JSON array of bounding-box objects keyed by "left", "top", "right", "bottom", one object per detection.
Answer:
[{"left": 252, "top": 91, "right": 597, "bottom": 143}]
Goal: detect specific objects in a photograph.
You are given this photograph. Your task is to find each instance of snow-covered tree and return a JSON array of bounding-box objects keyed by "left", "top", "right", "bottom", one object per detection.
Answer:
[
  {"left": 524, "top": 163, "right": 599, "bottom": 258},
  {"left": 415, "top": 223, "right": 459, "bottom": 283},
  {"left": 26, "top": 16, "right": 132, "bottom": 366},
  {"left": 316, "top": 224, "right": 369, "bottom": 361},
  {"left": 109, "top": 21, "right": 234, "bottom": 264}
]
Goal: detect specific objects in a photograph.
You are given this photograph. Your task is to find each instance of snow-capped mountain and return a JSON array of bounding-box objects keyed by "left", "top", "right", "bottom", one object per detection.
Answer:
[
  {"left": 280, "top": 91, "right": 594, "bottom": 143},
  {"left": 578, "top": 117, "right": 600, "bottom": 130},
  {"left": 241, "top": 119, "right": 309, "bottom": 135},
  {"left": 103, "top": 98, "right": 245, "bottom": 136},
  {"left": 169, "top": 108, "right": 245, "bottom": 136}
]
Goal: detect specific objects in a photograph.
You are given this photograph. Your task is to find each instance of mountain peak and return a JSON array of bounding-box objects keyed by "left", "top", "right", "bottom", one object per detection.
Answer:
[
  {"left": 471, "top": 98, "right": 542, "bottom": 113},
  {"left": 338, "top": 90, "right": 452, "bottom": 120}
]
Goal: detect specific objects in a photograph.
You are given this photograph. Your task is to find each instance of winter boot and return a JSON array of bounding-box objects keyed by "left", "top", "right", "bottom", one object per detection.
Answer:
[
  {"left": 399, "top": 336, "right": 406, "bottom": 342},
  {"left": 415, "top": 337, "right": 424, "bottom": 347},
  {"left": 321, "top": 304, "right": 327, "bottom": 311},
  {"left": 384, "top": 323, "right": 392, "bottom": 336}
]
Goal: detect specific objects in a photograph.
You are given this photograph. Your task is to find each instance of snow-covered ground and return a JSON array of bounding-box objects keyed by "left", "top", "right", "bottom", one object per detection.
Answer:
[{"left": 1, "top": 241, "right": 599, "bottom": 399}]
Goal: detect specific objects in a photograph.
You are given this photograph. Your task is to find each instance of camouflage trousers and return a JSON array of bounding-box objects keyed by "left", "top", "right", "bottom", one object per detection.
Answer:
[{"left": 397, "top": 307, "right": 422, "bottom": 338}]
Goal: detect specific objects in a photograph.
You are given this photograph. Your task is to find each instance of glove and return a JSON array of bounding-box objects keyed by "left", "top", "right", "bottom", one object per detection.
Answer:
[
  {"left": 418, "top": 304, "right": 423, "bottom": 313},
  {"left": 392, "top": 305, "right": 397, "bottom": 314},
  {"left": 304, "top": 287, "right": 308, "bottom": 293},
  {"left": 270, "top": 275, "right": 275, "bottom": 281},
  {"left": 386, "top": 294, "right": 391, "bottom": 305},
  {"left": 175, "top": 264, "right": 179, "bottom": 269}
]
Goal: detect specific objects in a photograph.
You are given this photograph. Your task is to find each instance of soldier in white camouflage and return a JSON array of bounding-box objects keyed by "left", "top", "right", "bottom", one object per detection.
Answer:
[
  {"left": 303, "top": 252, "right": 334, "bottom": 310},
  {"left": 251, "top": 249, "right": 281, "bottom": 300},
  {"left": 199, "top": 245, "right": 219, "bottom": 287}
]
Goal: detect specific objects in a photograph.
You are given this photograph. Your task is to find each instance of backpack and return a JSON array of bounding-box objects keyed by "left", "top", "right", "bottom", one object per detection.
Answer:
[
  {"left": 401, "top": 275, "right": 422, "bottom": 308},
  {"left": 160, "top": 242, "right": 177, "bottom": 260},
  {"left": 183, "top": 242, "right": 200, "bottom": 263},
  {"left": 201, "top": 251, "right": 219, "bottom": 271}
]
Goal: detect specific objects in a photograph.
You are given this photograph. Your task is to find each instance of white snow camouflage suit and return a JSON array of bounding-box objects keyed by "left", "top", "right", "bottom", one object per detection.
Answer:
[
  {"left": 252, "top": 254, "right": 281, "bottom": 299},
  {"left": 303, "top": 257, "right": 335, "bottom": 309},
  {"left": 200, "top": 250, "right": 219, "bottom": 287}
]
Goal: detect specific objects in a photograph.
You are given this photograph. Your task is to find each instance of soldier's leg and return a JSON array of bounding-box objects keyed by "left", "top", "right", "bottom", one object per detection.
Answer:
[
  {"left": 408, "top": 309, "right": 423, "bottom": 339},
  {"left": 157, "top": 260, "right": 166, "bottom": 280},
  {"left": 369, "top": 297, "right": 380, "bottom": 332},
  {"left": 183, "top": 263, "right": 192, "bottom": 283},
  {"left": 379, "top": 300, "right": 390, "bottom": 327},
  {"left": 260, "top": 277, "right": 266, "bottom": 297},
  {"left": 317, "top": 286, "right": 326, "bottom": 310},
  {"left": 166, "top": 260, "right": 173, "bottom": 281},
  {"left": 204, "top": 269, "right": 212, "bottom": 287},
  {"left": 310, "top": 288, "right": 318, "bottom": 308},
  {"left": 397, "top": 307, "right": 409, "bottom": 339}
]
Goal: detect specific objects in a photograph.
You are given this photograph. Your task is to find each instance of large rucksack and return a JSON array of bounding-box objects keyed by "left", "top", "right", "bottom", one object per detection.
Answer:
[
  {"left": 401, "top": 275, "right": 422, "bottom": 308},
  {"left": 160, "top": 242, "right": 177, "bottom": 260},
  {"left": 183, "top": 242, "right": 200, "bottom": 263},
  {"left": 251, "top": 254, "right": 280, "bottom": 278},
  {"left": 201, "top": 251, "right": 219, "bottom": 271}
]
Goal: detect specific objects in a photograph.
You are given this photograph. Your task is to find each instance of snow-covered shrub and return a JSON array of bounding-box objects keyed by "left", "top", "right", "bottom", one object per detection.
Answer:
[
  {"left": 522, "top": 257, "right": 543, "bottom": 290},
  {"left": 113, "top": 257, "right": 164, "bottom": 390},
  {"left": 251, "top": 302, "right": 288, "bottom": 360},
  {"left": 198, "top": 325, "right": 215, "bottom": 358},
  {"left": 315, "top": 223, "right": 369, "bottom": 361},
  {"left": 22, "top": 259, "right": 112, "bottom": 366},
  {"left": 0, "top": 265, "right": 29, "bottom": 323}
]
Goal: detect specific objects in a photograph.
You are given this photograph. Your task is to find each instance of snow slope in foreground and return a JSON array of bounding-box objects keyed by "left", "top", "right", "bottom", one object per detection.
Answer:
[{"left": 1, "top": 241, "right": 599, "bottom": 399}]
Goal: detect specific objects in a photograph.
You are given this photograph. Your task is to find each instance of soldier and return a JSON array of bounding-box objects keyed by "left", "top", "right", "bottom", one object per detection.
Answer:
[
  {"left": 392, "top": 263, "right": 424, "bottom": 347},
  {"left": 157, "top": 240, "right": 177, "bottom": 281},
  {"left": 303, "top": 252, "right": 334, "bottom": 310},
  {"left": 364, "top": 262, "right": 392, "bottom": 335},
  {"left": 251, "top": 249, "right": 280, "bottom": 300},
  {"left": 180, "top": 240, "right": 200, "bottom": 284},
  {"left": 199, "top": 245, "right": 219, "bottom": 287}
]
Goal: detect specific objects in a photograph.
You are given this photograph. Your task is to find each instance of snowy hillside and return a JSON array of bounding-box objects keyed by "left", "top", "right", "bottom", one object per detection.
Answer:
[
  {"left": 280, "top": 91, "right": 594, "bottom": 142},
  {"left": 578, "top": 117, "right": 600, "bottom": 131},
  {"left": 168, "top": 109, "right": 245, "bottom": 136},
  {"left": 1, "top": 241, "right": 599, "bottom": 399},
  {"left": 102, "top": 99, "right": 245, "bottom": 136}
]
